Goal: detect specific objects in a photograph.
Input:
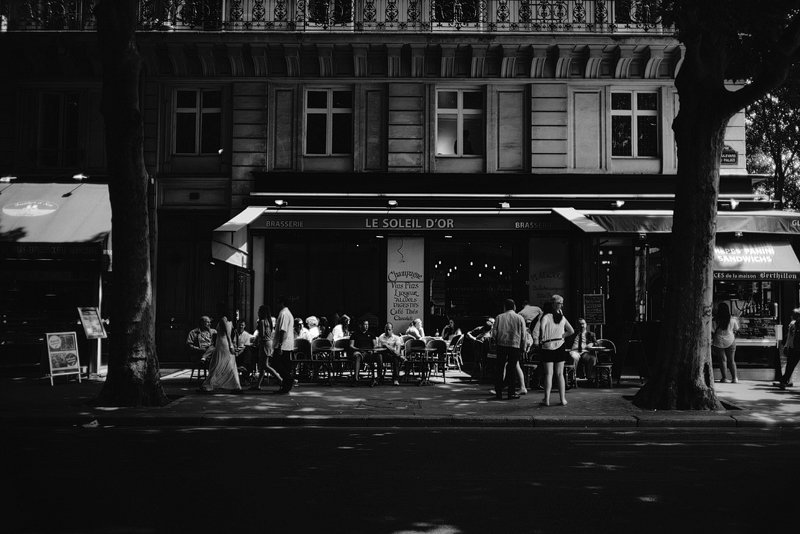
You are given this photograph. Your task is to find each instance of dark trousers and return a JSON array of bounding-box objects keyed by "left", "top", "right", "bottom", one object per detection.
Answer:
[
  {"left": 782, "top": 348, "right": 800, "bottom": 384},
  {"left": 275, "top": 348, "right": 293, "bottom": 389},
  {"left": 495, "top": 346, "right": 520, "bottom": 397}
]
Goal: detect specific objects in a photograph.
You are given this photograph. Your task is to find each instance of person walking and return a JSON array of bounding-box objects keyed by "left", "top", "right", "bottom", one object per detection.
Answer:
[
  {"left": 253, "top": 305, "right": 282, "bottom": 390},
  {"left": 532, "top": 294, "right": 574, "bottom": 406},
  {"left": 712, "top": 302, "right": 740, "bottom": 383},
  {"left": 200, "top": 305, "right": 243, "bottom": 394},
  {"left": 776, "top": 308, "right": 800, "bottom": 389},
  {"left": 491, "top": 299, "right": 527, "bottom": 400},
  {"left": 274, "top": 297, "right": 295, "bottom": 393}
]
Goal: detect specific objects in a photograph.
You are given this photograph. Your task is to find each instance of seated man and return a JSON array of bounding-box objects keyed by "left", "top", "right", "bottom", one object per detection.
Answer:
[
  {"left": 186, "top": 315, "right": 216, "bottom": 363},
  {"left": 377, "top": 322, "right": 405, "bottom": 386},
  {"left": 231, "top": 319, "right": 255, "bottom": 378},
  {"left": 349, "top": 319, "right": 380, "bottom": 386},
  {"left": 569, "top": 318, "right": 598, "bottom": 380}
]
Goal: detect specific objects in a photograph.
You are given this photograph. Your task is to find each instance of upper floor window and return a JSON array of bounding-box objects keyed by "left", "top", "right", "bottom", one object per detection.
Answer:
[
  {"left": 436, "top": 90, "right": 484, "bottom": 156},
  {"left": 611, "top": 91, "right": 659, "bottom": 157},
  {"left": 307, "top": 0, "right": 352, "bottom": 25},
  {"left": 38, "top": 92, "right": 80, "bottom": 168},
  {"left": 432, "top": 0, "right": 481, "bottom": 24},
  {"left": 174, "top": 89, "right": 222, "bottom": 155},
  {"left": 305, "top": 89, "right": 353, "bottom": 156}
]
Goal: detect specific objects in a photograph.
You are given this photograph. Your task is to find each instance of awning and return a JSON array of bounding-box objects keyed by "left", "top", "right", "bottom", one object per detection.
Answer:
[
  {"left": 211, "top": 206, "right": 264, "bottom": 268},
  {"left": 0, "top": 183, "right": 111, "bottom": 259},
  {"left": 211, "top": 206, "right": 563, "bottom": 267},
  {"left": 561, "top": 210, "right": 800, "bottom": 234},
  {"left": 713, "top": 242, "right": 800, "bottom": 280}
]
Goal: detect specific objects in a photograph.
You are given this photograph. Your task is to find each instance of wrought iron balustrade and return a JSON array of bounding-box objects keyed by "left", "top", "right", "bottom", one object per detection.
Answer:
[{"left": 0, "top": 0, "right": 667, "bottom": 33}]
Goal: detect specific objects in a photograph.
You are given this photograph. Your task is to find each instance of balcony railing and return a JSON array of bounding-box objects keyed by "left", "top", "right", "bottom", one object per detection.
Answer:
[{"left": 1, "top": 0, "right": 668, "bottom": 33}]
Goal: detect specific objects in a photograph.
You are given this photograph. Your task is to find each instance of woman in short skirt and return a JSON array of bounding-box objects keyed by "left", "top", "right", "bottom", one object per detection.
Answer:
[{"left": 532, "top": 295, "right": 574, "bottom": 406}]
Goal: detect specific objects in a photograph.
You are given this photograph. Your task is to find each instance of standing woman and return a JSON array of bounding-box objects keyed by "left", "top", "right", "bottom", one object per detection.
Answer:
[
  {"left": 253, "top": 305, "right": 282, "bottom": 390},
  {"left": 532, "top": 295, "right": 574, "bottom": 406},
  {"left": 201, "top": 304, "right": 243, "bottom": 393},
  {"left": 712, "top": 302, "right": 740, "bottom": 383}
]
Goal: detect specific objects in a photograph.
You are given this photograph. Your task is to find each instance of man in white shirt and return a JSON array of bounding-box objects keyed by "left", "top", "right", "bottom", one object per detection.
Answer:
[
  {"left": 377, "top": 322, "right": 405, "bottom": 386},
  {"left": 275, "top": 297, "right": 295, "bottom": 393},
  {"left": 491, "top": 299, "right": 527, "bottom": 400}
]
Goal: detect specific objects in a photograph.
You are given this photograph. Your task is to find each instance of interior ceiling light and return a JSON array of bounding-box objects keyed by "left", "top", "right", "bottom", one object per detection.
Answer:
[
  {"left": 615, "top": 200, "right": 626, "bottom": 208},
  {"left": 72, "top": 173, "right": 89, "bottom": 181},
  {"left": 387, "top": 199, "right": 398, "bottom": 207},
  {"left": 730, "top": 198, "right": 740, "bottom": 209},
  {"left": 274, "top": 199, "right": 286, "bottom": 207}
]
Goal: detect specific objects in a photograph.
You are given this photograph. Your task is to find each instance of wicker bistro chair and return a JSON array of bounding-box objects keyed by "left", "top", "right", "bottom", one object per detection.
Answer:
[
  {"left": 291, "top": 338, "right": 315, "bottom": 382},
  {"left": 311, "top": 338, "right": 334, "bottom": 383},
  {"left": 593, "top": 338, "right": 617, "bottom": 388},
  {"left": 403, "top": 339, "right": 428, "bottom": 383},
  {"left": 446, "top": 334, "right": 464, "bottom": 370},
  {"left": 425, "top": 338, "right": 449, "bottom": 383},
  {"left": 332, "top": 337, "right": 352, "bottom": 379}
]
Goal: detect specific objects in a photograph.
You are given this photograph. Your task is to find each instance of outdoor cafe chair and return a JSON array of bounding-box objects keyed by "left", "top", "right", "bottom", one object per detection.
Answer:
[
  {"left": 403, "top": 339, "right": 427, "bottom": 383},
  {"left": 425, "top": 338, "right": 448, "bottom": 383},
  {"left": 332, "top": 337, "right": 352, "bottom": 379},
  {"left": 311, "top": 338, "right": 333, "bottom": 382},
  {"left": 446, "top": 334, "right": 464, "bottom": 370},
  {"left": 593, "top": 338, "right": 617, "bottom": 388},
  {"left": 292, "top": 338, "right": 315, "bottom": 381}
]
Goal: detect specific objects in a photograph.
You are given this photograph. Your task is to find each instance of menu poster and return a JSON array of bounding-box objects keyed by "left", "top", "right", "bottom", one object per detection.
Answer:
[
  {"left": 583, "top": 293, "right": 606, "bottom": 325},
  {"left": 45, "top": 332, "right": 82, "bottom": 386},
  {"left": 77, "top": 307, "right": 107, "bottom": 339},
  {"left": 386, "top": 237, "right": 424, "bottom": 334},
  {"left": 528, "top": 237, "right": 569, "bottom": 305}
]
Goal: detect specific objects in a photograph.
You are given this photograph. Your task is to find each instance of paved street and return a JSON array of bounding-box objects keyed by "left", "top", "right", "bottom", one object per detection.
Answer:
[{"left": 8, "top": 426, "right": 799, "bottom": 533}]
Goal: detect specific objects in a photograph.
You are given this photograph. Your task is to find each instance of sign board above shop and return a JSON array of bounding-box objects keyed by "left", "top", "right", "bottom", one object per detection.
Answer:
[
  {"left": 713, "top": 242, "right": 800, "bottom": 281},
  {"left": 250, "top": 211, "right": 566, "bottom": 232}
]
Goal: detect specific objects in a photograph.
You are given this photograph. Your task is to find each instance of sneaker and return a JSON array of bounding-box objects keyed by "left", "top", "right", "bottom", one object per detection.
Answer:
[
  {"left": 731, "top": 378, "right": 739, "bottom": 384},
  {"left": 392, "top": 380, "right": 400, "bottom": 386}
]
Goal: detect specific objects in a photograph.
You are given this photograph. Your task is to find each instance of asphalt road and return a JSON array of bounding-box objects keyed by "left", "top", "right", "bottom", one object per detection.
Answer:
[{"left": 7, "top": 426, "right": 799, "bottom": 533}]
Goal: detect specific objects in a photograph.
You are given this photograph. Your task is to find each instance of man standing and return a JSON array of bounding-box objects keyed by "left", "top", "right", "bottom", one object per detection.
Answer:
[
  {"left": 274, "top": 297, "right": 295, "bottom": 393},
  {"left": 491, "top": 299, "right": 527, "bottom": 400},
  {"left": 377, "top": 322, "right": 405, "bottom": 386}
]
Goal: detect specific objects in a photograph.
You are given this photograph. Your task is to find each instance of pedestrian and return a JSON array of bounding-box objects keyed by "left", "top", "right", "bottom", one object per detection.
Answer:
[
  {"left": 775, "top": 308, "right": 800, "bottom": 389},
  {"left": 712, "top": 302, "right": 740, "bottom": 383},
  {"left": 532, "top": 294, "right": 574, "bottom": 406},
  {"left": 252, "top": 305, "right": 282, "bottom": 391},
  {"left": 200, "top": 304, "right": 243, "bottom": 394},
  {"left": 274, "top": 296, "right": 295, "bottom": 393},
  {"left": 490, "top": 298, "right": 527, "bottom": 400}
]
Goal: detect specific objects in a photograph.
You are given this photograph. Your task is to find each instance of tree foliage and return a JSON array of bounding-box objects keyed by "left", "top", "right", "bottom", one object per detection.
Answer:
[{"left": 746, "top": 73, "right": 800, "bottom": 209}]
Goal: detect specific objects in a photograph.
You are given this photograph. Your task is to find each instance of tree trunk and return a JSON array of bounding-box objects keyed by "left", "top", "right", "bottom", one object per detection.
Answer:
[
  {"left": 94, "top": 0, "right": 169, "bottom": 406},
  {"left": 633, "top": 42, "right": 732, "bottom": 410}
]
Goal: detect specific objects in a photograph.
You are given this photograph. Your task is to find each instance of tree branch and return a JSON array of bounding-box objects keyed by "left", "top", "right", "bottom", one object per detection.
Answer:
[{"left": 723, "top": 11, "right": 800, "bottom": 116}]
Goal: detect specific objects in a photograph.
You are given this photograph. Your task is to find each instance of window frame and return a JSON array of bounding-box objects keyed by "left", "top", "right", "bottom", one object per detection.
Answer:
[
  {"left": 36, "top": 91, "right": 82, "bottom": 168},
  {"left": 172, "top": 88, "right": 223, "bottom": 156},
  {"left": 610, "top": 89, "right": 660, "bottom": 159},
  {"left": 303, "top": 87, "right": 354, "bottom": 157},
  {"left": 435, "top": 88, "right": 484, "bottom": 158}
]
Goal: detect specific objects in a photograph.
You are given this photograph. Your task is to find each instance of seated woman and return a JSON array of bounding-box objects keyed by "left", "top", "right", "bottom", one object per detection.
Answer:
[
  {"left": 441, "top": 318, "right": 462, "bottom": 343},
  {"left": 405, "top": 318, "right": 425, "bottom": 339},
  {"left": 331, "top": 314, "right": 351, "bottom": 340}
]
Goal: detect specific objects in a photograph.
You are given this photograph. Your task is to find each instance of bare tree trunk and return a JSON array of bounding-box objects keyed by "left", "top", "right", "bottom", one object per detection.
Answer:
[
  {"left": 94, "top": 0, "right": 168, "bottom": 406},
  {"left": 634, "top": 33, "right": 731, "bottom": 410}
]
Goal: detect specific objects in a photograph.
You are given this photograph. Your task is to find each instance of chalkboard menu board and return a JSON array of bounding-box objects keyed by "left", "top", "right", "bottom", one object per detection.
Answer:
[
  {"left": 583, "top": 293, "right": 605, "bottom": 325},
  {"left": 386, "top": 237, "right": 424, "bottom": 334}
]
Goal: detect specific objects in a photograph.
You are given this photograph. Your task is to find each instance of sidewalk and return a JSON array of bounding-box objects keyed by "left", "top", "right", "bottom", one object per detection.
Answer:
[{"left": 2, "top": 369, "right": 799, "bottom": 428}]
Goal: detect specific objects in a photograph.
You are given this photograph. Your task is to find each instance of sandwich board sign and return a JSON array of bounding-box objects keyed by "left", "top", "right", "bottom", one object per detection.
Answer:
[{"left": 45, "top": 332, "right": 82, "bottom": 386}]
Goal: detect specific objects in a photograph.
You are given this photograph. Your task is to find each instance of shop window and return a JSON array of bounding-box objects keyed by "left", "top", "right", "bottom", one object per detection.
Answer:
[
  {"left": 436, "top": 89, "right": 484, "bottom": 156},
  {"left": 611, "top": 91, "right": 659, "bottom": 158},
  {"left": 304, "top": 89, "right": 353, "bottom": 156},
  {"left": 173, "top": 89, "right": 222, "bottom": 155},
  {"left": 37, "top": 92, "right": 81, "bottom": 168}
]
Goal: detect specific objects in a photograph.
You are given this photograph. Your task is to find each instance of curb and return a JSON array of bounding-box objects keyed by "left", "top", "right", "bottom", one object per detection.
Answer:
[{"left": 3, "top": 413, "right": 800, "bottom": 429}]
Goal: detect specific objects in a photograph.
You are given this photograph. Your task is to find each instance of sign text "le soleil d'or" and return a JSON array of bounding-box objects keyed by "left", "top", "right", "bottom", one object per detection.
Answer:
[{"left": 365, "top": 217, "right": 454, "bottom": 229}]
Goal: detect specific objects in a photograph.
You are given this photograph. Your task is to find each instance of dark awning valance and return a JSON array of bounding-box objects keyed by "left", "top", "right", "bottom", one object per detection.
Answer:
[{"left": 561, "top": 210, "right": 800, "bottom": 235}]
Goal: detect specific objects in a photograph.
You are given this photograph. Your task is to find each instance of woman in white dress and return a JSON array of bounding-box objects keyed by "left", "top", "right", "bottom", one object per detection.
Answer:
[{"left": 201, "top": 308, "right": 243, "bottom": 393}]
